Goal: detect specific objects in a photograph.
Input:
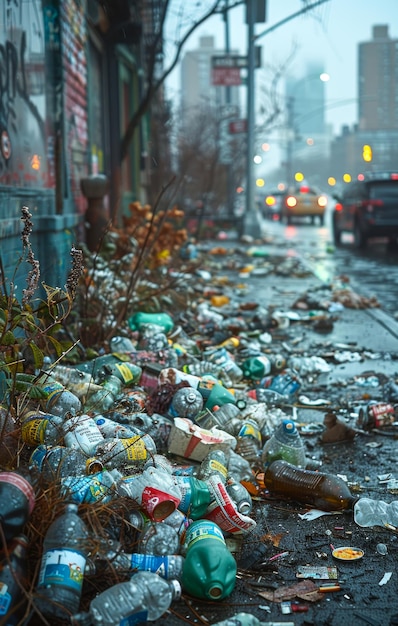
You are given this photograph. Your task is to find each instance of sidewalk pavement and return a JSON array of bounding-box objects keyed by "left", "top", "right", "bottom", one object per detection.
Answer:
[{"left": 152, "top": 236, "right": 398, "bottom": 626}]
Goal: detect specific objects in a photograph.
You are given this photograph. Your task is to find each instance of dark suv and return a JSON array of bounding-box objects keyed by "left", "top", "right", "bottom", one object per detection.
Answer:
[{"left": 332, "top": 172, "right": 398, "bottom": 248}]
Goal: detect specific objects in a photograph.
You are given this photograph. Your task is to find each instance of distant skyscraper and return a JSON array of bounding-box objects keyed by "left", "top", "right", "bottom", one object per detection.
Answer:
[
  {"left": 358, "top": 25, "right": 398, "bottom": 130},
  {"left": 286, "top": 63, "right": 327, "bottom": 137},
  {"left": 180, "top": 35, "right": 240, "bottom": 118}
]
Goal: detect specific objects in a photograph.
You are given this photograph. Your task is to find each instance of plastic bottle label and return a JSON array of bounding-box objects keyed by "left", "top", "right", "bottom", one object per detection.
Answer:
[
  {"left": 129, "top": 554, "right": 170, "bottom": 578},
  {"left": 120, "top": 436, "right": 148, "bottom": 461},
  {"left": 184, "top": 520, "right": 226, "bottom": 549},
  {"left": 22, "top": 418, "right": 49, "bottom": 445},
  {"left": 120, "top": 610, "right": 148, "bottom": 626},
  {"left": 38, "top": 549, "right": 86, "bottom": 592},
  {"left": 61, "top": 473, "right": 114, "bottom": 504},
  {"left": 41, "top": 381, "right": 64, "bottom": 408},
  {"left": 238, "top": 421, "right": 262, "bottom": 445},
  {"left": 113, "top": 362, "right": 137, "bottom": 384},
  {"left": 141, "top": 486, "right": 180, "bottom": 520}
]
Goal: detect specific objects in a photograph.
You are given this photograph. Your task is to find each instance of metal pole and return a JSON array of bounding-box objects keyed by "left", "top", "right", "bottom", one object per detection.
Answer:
[
  {"left": 224, "top": 1, "right": 234, "bottom": 219},
  {"left": 243, "top": 0, "right": 261, "bottom": 237}
]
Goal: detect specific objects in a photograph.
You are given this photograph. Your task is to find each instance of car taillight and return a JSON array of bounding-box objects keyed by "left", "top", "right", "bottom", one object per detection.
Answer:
[
  {"left": 363, "top": 199, "right": 383, "bottom": 212},
  {"left": 334, "top": 203, "right": 343, "bottom": 212},
  {"left": 286, "top": 196, "right": 297, "bottom": 207},
  {"left": 317, "top": 195, "right": 327, "bottom": 207}
]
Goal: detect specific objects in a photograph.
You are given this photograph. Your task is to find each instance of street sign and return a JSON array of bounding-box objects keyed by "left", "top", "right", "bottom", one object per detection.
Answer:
[
  {"left": 212, "top": 67, "right": 242, "bottom": 86},
  {"left": 212, "top": 55, "right": 250, "bottom": 69}
]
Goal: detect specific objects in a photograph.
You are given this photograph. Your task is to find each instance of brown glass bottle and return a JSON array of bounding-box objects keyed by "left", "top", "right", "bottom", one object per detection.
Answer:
[{"left": 264, "top": 460, "right": 358, "bottom": 512}]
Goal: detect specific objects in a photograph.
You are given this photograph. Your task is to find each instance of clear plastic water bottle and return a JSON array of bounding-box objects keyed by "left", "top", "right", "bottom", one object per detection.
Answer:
[
  {"left": 94, "top": 431, "right": 157, "bottom": 470},
  {"left": 85, "top": 374, "right": 123, "bottom": 412},
  {"left": 196, "top": 449, "right": 228, "bottom": 482},
  {"left": 21, "top": 411, "right": 65, "bottom": 446},
  {"left": 70, "top": 570, "right": 181, "bottom": 625},
  {"left": 95, "top": 551, "right": 185, "bottom": 580},
  {"left": 38, "top": 374, "right": 82, "bottom": 416},
  {"left": 63, "top": 413, "right": 105, "bottom": 456},
  {"left": 0, "top": 534, "right": 28, "bottom": 625},
  {"left": 35, "top": 503, "right": 89, "bottom": 620},
  {"left": 168, "top": 387, "right": 204, "bottom": 419},
  {"left": 354, "top": 498, "right": 398, "bottom": 528},
  {"left": 235, "top": 419, "right": 263, "bottom": 462},
  {"left": 29, "top": 444, "right": 103, "bottom": 482},
  {"left": 225, "top": 477, "right": 253, "bottom": 515},
  {"left": 261, "top": 419, "right": 306, "bottom": 470}
]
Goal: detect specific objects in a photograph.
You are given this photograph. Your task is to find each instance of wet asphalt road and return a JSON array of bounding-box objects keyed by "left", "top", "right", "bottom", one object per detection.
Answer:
[{"left": 151, "top": 214, "right": 398, "bottom": 626}]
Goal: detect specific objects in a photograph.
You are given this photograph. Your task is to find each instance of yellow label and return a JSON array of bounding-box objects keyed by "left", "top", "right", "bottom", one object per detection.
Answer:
[
  {"left": 22, "top": 419, "right": 49, "bottom": 445},
  {"left": 121, "top": 436, "right": 147, "bottom": 461},
  {"left": 210, "top": 460, "right": 228, "bottom": 478}
]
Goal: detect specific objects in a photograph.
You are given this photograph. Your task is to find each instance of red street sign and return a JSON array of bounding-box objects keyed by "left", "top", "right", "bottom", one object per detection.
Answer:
[
  {"left": 211, "top": 67, "right": 242, "bottom": 86},
  {"left": 229, "top": 119, "right": 247, "bottom": 134}
]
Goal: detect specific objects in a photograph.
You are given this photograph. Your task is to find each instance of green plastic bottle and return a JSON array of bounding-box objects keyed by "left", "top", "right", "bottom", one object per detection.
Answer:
[
  {"left": 181, "top": 520, "right": 237, "bottom": 600},
  {"left": 128, "top": 312, "right": 174, "bottom": 333},
  {"left": 173, "top": 476, "right": 212, "bottom": 519},
  {"left": 198, "top": 376, "right": 236, "bottom": 411}
]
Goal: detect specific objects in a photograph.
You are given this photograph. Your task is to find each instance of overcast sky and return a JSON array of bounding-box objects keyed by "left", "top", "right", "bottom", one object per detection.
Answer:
[{"left": 166, "top": 0, "right": 397, "bottom": 135}]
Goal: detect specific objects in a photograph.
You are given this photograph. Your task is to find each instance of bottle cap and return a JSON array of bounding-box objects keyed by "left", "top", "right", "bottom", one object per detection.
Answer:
[{"left": 170, "top": 579, "right": 182, "bottom": 600}]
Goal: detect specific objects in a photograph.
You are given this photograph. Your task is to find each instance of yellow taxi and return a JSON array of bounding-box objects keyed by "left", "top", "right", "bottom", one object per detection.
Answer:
[{"left": 281, "top": 184, "right": 328, "bottom": 225}]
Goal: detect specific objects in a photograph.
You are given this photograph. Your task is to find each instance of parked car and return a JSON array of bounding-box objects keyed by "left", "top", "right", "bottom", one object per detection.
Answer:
[
  {"left": 332, "top": 172, "right": 398, "bottom": 248},
  {"left": 280, "top": 184, "right": 328, "bottom": 225},
  {"left": 263, "top": 191, "right": 285, "bottom": 220}
]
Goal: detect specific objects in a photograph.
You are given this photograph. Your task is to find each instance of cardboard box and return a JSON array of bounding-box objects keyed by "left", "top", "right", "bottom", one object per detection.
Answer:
[{"left": 167, "top": 418, "right": 236, "bottom": 462}]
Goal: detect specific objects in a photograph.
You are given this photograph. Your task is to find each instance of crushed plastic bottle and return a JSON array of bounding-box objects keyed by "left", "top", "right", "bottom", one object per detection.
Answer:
[
  {"left": 354, "top": 498, "right": 398, "bottom": 529},
  {"left": 262, "top": 419, "right": 306, "bottom": 470},
  {"left": 71, "top": 570, "right": 181, "bottom": 625}
]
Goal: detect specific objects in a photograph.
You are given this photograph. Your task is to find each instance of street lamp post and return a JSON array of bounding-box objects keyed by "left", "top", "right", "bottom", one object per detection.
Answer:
[{"left": 243, "top": 0, "right": 261, "bottom": 237}]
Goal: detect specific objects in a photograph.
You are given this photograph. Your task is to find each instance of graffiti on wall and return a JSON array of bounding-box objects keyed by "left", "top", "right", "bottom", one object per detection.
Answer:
[{"left": 0, "top": 0, "right": 49, "bottom": 186}]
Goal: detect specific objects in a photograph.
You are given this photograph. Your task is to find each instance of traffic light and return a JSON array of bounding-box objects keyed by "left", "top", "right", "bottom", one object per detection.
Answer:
[{"left": 362, "top": 144, "right": 373, "bottom": 162}]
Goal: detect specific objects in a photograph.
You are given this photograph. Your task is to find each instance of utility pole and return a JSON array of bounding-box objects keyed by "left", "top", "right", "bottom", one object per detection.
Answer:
[
  {"left": 223, "top": 1, "right": 234, "bottom": 219},
  {"left": 243, "top": 0, "right": 261, "bottom": 237}
]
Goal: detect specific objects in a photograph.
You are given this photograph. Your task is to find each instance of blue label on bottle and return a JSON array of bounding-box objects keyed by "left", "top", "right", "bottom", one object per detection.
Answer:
[
  {"left": 61, "top": 474, "right": 114, "bottom": 504},
  {"left": 38, "top": 549, "right": 86, "bottom": 593},
  {"left": 129, "top": 554, "right": 169, "bottom": 578},
  {"left": 120, "top": 609, "right": 148, "bottom": 625},
  {"left": 0, "top": 589, "right": 11, "bottom": 615}
]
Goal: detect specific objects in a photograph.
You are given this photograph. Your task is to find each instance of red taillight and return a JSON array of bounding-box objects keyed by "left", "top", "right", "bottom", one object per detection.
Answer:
[
  {"left": 286, "top": 195, "right": 297, "bottom": 207},
  {"left": 334, "top": 203, "right": 343, "bottom": 212},
  {"left": 363, "top": 199, "right": 383, "bottom": 212}
]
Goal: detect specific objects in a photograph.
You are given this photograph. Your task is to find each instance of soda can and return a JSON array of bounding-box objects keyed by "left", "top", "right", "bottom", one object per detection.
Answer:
[{"left": 357, "top": 402, "right": 397, "bottom": 430}]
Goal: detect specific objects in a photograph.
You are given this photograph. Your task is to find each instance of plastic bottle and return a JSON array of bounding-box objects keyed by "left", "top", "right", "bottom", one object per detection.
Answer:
[
  {"left": 84, "top": 374, "right": 123, "bottom": 412},
  {"left": 168, "top": 386, "right": 204, "bottom": 419},
  {"left": 235, "top": 419, "right": 263, "bottom": 462},
  {"left": 29, "top": 444, "right": 103, "bottom": 482},
  {"left": 181, "top": 519, "right": 237, "bottom": 600},
  {"left": 196, "top": 449, "right": 229, "bottom": 482},
  {"left": 21, "top": 410, "right": 64, "bottom": 446},
  {"left": 110, "top": 335, "right": 136, "bottom": 353},
  {"left": 354, "top": 497, "right": 398, "bottom": 528},
  {"left": 264, "top": 460, "right": 358, "bottom": 512},
  {"left": 63, "top": 412, "right": 105, "bottom": 456},
  {"left": 202, "top": 380, "right": 236, "bottom": 411},
  {"left": 225, "top": 477, "right": 253, "bottom": 515},
  {"left": 0, "top": 472, "right": 35, "bottom": 545},
  {"left": 0, "top": 534, "right": 28, "bottom": 625},
  {"left": 101, "top": 360, "right": 142, "bottom": 387},
  {"left": 105, "top": 510, "right": 182, "bottom": 556},
  {"left": 70, "top": 570, "right": 180, "bottom": 625},
  {"left": 241, "top": 354, "right": 285, "bottom": 380},
  {"left": 38, "top": 374, "right": 82, "bottom": 416},
  {"left": 261, "top": 419, "right": 306, "bottom": 470},
  {"left": 129, "top": 311, "right": 175, "bottom": 333},
  {"left": 35, "top": 503, "right": 89, "bottom": 620},
  {"left": 227, "top": 449, "right": 254, "bottom": 482},
  {"left": 117, "top": 466, "right": 182, "bottom": 521},
  {"left": 61, "top": 469, "right": 120, "bottom": 504},
  {"left": 93, "top": 414, "right": 136, "bottom": 438},
  {"left": 94, "top": 431, "right": 157, "bottom": 470},
  {"left": 95, "top": 551, "right": 185, "bottom": 580},
  {"left": 172, "top": 475, "right": 212, "bottom": 519},
  {"left": 195, "top": 402, "right": 241, "bottom": 431}
]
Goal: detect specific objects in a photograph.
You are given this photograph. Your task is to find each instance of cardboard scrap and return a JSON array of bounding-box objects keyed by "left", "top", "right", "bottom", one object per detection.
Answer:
[{"left": 257, "top": 579, "right": 324, "bottom": 603}]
